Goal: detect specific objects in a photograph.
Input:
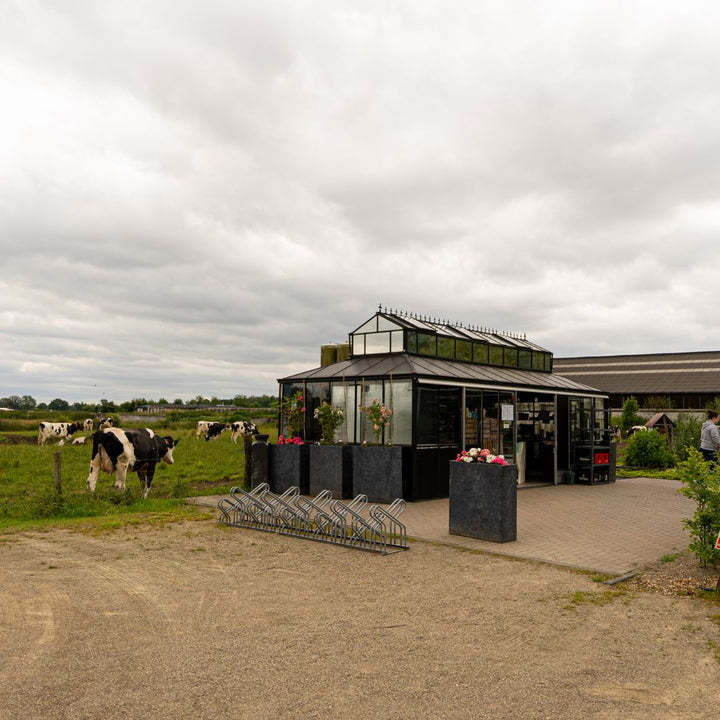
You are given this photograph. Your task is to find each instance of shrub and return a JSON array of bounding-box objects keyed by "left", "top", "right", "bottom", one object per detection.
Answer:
[
  {"left": 677, "top": 449, "right": 720, "bottom": 566},
  {"left": 673, "top": 413, "right": 702, "bottom": 462},
  {"left": 624, "top": 428, "right": 675, "bottom": 468}
]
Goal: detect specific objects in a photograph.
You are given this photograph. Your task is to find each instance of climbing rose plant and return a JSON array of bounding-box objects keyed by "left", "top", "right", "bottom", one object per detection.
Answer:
[{"left": 359, "top": 398, "right": 392, "bottom": 445}]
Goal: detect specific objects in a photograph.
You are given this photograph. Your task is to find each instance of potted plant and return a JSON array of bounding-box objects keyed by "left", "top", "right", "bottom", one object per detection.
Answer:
[
  {"left": 269, "top": 435, "right": 309, "bottom": 494},
  {"left": 449, "top": 448, "right": 517, "bottom": 543},
  {"left": 351, "top": 399, "right": 405, "bottom": 503},
  {"left": 309, "top": 403, "right": 352, "bottom": 498}
]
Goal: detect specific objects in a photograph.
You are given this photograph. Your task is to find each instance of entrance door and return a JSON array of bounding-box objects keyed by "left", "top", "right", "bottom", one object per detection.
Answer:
[{"left": 516, "top": 392, "right": 557, "bottom": 484}]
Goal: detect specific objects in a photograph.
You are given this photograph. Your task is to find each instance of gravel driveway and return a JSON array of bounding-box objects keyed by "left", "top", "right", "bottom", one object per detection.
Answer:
[{"left": 1, "top": 512, "right": 718, "bottom": 719}]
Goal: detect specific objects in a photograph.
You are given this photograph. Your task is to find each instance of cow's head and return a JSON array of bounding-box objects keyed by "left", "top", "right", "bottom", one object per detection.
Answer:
[{"left": 161, "top": 436, "right": 179, "bottom": 464}]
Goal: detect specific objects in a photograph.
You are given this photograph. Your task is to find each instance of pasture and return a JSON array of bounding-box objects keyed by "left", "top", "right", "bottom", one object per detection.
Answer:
[{"left": 0, "top": 412, "right": 276, "bottom": 527}]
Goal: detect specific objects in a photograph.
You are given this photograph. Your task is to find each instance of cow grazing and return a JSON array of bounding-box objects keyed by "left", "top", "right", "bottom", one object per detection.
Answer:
[
  {"left": 38, "top": 422, "right": 82, "bottom": 446},
  {"left": 195, "top": 420, "right": 212, "bottom": 439},
  {"left": 99, "top": 417, "right": 114, "bottom": 430},
  {"left": 83, "top": 418, "right": 94, "bottom": 432},
  {"left": 87, "top": 427, "right": 179, "bottom": 499},
  {"left": 230, "top": 420, "right": 259, "bottom": 443},
  {"left": 72, "top": 436, "right": 89, "bottom": 445},
  {"left": 204, "top": 422, "right": 230, "bottom": 441}
]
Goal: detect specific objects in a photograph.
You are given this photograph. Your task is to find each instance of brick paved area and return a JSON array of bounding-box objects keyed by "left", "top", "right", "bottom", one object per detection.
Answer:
[
  {"left": 194, "top": 476, "right": 695, "bottom": 577},
  {"left": 399, "top": 477, "right": 694, "bottom": 576}
]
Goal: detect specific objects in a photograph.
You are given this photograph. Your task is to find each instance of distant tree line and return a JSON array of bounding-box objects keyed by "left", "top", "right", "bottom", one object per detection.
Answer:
[{"left": 0, "top": 394, "right": 277, "bottom": 412}]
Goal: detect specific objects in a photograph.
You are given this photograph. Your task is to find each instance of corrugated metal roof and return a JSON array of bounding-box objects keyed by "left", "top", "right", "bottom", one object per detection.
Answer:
[
  {"left": 279, "top": 353, "right": 606, "bottom": 396},
  {"left": 553, "top": 351, "right": 720, "bottom": 394}
]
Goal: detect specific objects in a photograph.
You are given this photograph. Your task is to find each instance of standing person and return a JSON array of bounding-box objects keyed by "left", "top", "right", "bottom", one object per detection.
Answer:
[{"left": 699, "top": 410, "right": 720, "bottom": 463}]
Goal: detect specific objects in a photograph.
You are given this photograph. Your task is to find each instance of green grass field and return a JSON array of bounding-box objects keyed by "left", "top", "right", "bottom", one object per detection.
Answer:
[{"left": 0, "top": 417, "right": 277, "bottom": 528}]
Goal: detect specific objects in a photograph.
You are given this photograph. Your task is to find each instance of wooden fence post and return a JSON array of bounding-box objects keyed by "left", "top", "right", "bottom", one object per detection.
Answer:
[{"left": 243, "top": 433, "right": 253, "bottom": 486}]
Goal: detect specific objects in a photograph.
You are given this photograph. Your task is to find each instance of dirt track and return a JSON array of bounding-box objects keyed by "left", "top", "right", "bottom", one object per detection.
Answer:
[{"left": 1, "top": 511, "right": 719, "bottom": 719}]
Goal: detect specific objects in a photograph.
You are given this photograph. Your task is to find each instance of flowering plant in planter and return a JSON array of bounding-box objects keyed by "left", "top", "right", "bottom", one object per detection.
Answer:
[
  {"left": 281, "top": 390, "right": 306, "bottom": 440},
  {"left": 313, "top": 402, "right": 344, "bottom": 445},
  {"left": 359, "top": 398, "right": 392, "bottom": 445},
  {"left": 455, "top": 447, "right": 509, "bottom": 465},
  {"left": 277, "top": 435, "right": 304, "bottom": 445}
]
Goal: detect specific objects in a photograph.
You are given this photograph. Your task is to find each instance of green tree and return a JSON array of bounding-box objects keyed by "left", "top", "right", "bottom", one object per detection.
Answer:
[
  {"left": 620, "top": 396, "right": 645, "bottom": 435},
  {"left": 48, "top": 398, "right": 70, "bottom": 410}
]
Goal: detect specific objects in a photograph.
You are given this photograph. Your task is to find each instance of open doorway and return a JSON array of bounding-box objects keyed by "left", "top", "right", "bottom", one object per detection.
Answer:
[{"left": 516, "top": 392, "right": 556, "bottom": 484}]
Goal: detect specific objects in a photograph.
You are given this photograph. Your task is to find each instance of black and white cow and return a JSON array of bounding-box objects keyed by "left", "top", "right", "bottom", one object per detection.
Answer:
[
  {"left": 98, "top": 417, "right": 114, "bottom": 430},
  {"left": 83, "top": 418, "right": 94, "bottom": 432},
  {"left": 87, "top": 427, "right": 179, "bottom": 499},
  {"left": 195, "top": 420, "right": 212, "bottom": 439},
  {"left": 204, "top": 422, "right": 230, "bottom": 441},
  {"left": 230, "top": 420, "right": 258, "bottom": 444},
  {"left": 38, "top": 422, "right": 82, "bottom": 446}
]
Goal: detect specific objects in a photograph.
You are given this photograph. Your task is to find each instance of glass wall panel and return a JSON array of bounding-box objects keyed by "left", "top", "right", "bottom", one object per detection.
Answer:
[
  {"left": 416, "top": 387, "right": 438, "bottom": 446},
  {"left": 438, "top": 388, "right": 461, "bottom": 445},
  {"left": 437, "top": 337, "right": 455, "bottom": 359},
  {"left": 359, "top": 381, "right": 384, "bottom": 444},
  {"left": 305, "top": 382, "right": 328, "bottom": 443},
  {"left": 480, "top": 391, "right": 500, "bottom": 454},
  {"left": 407, "top": 332, "right": 418, "bottom": 353},
  {"left": 532, "top": 352, "right": 544, "bottom": 370},
  {"left": 489, "top": 346, "right": 504, "bottom": 366},
  {"left": 350, "top": 335, "right": 363, "bottom": 356},
  {"left": 377, "top": 316, "right": 401, "bottom": 331},
  {"left": 390, "top": 330, "right": 404, "bottom": 352},
  {"left": 280, "top": 383, "right": 304, "bottom": 439},
  {"left": 504, "top": 348, "right": 518, "bottom": 367},
  {"left": 331, "top": 382, "right": 355, "bottom": 444},
  {"left": 418, "top": 333, "right": 437, "bottom": 356},
  {"left": 387, "top": 379, "right": 412, "bottom": 445},
  {"left": 456, "top": 340, "right": 472, "bottom": 362},
  {"left": 353, "top": 318, "right": 377, "bottom": 334},
  {"left": 500, "top": 391, "right": 515, "bottom": 459},
  {"left": 518, "top": 349, "right": 531, "bottom": 369},
  {"left": 365, "top": 332, "right": 390, "bottom": 354},
  {"left": 473, "top": 343, "right": 488, "bottom": 364},
  {"left": 465, "top": 390, "right": 482, "bottom": 447}
]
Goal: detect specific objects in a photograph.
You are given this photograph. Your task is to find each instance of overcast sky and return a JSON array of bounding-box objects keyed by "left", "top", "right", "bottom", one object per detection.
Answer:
[{"left": 2, "top": 1, "right": 720, "bottom": 404}]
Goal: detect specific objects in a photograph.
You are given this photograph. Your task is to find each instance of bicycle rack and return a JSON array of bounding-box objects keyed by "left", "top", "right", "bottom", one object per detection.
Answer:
[{"left": 218, "top": 488, "right": 408, "bottom": 554}]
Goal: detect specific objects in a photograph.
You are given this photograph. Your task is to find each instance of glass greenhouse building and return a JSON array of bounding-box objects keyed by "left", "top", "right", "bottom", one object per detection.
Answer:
[{"left": 278, "top": 308, "right": 614, "bottom": 500}]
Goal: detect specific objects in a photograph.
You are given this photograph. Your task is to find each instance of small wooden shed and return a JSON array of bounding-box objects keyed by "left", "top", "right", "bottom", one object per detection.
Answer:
[{"left": 645, "top": 412, "right": 674, "bottom": 442}]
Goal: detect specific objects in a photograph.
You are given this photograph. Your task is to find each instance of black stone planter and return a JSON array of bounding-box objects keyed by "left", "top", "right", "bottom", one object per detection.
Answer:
[
  {"left": 268, "top": 444, "right": 309, "bottom": 494},
  {"left": 449, "top": 462, "right": 518, "bottom": 543},
  {"left": 351, "top": 446, "right": 405, "bottom": 504},
  {"left": 309, "top": 445, "right": 353, "bottom": 499}
]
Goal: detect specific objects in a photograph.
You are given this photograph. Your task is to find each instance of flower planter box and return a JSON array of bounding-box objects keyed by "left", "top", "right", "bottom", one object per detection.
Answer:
[
  {"left": 351, "top": 446, "right": 406, "bottom": 504},
  {"left": 309, "top": 445, "right": 353, "bottom": 499},
  {"left": 268, "top": 444, "right": 309, "bottom": 494},
  {"left": 449, "top": 462, "right": 517, "bottom": 543}
]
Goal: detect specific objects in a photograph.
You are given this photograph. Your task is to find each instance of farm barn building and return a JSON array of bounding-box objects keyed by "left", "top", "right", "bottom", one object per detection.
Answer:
[
  {"left": 277, "top": 308, "right": 614, "bottom": 499},
  {"left": 553, "top": 351, "right": 720, "bottom": 410}
]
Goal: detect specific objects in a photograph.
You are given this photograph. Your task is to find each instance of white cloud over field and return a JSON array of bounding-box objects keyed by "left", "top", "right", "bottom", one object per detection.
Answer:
[{"left": 2, "top": 1, "right": 720, "bottom": 403}]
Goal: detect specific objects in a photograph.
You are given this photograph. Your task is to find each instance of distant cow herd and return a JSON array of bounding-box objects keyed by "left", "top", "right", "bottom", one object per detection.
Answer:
[{"left": 34, "top": 416, "right": 259, "bottom": 498}]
